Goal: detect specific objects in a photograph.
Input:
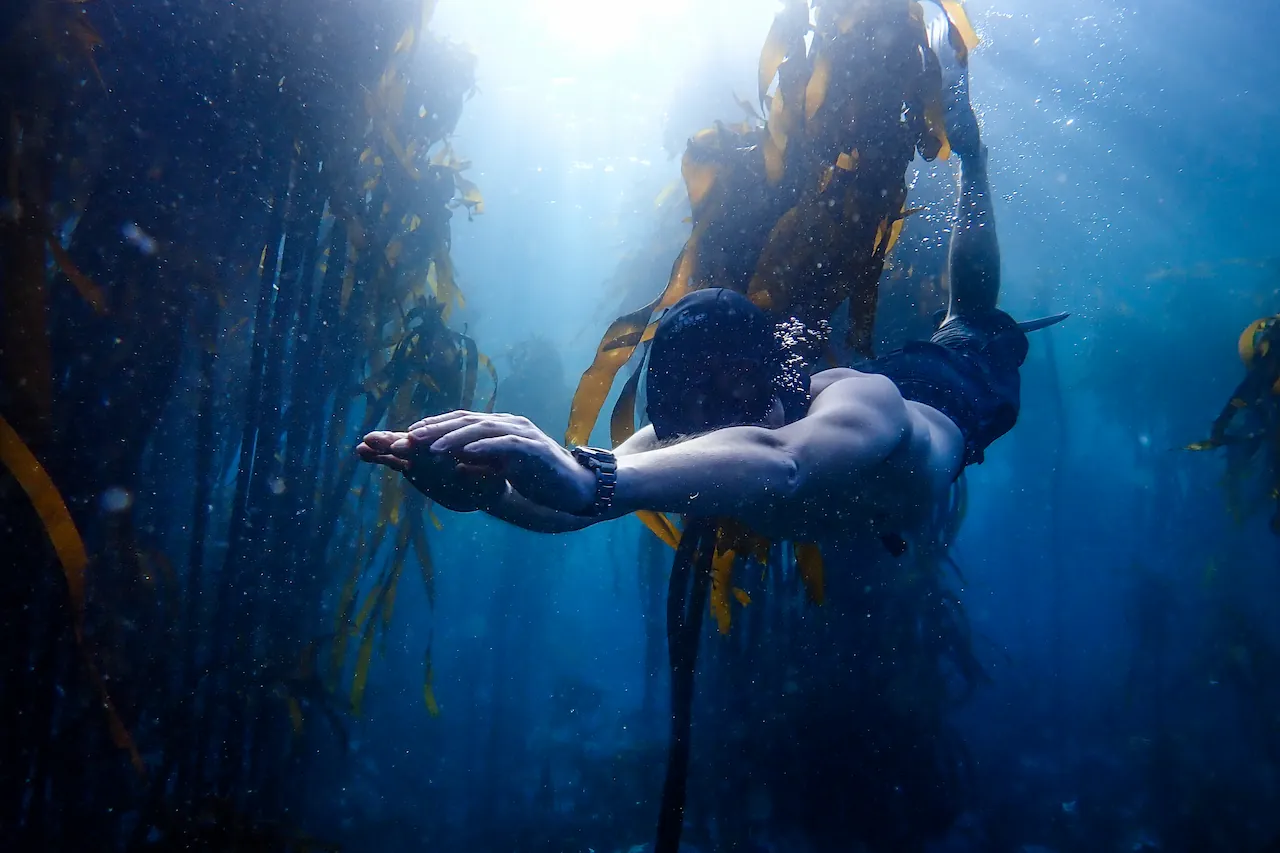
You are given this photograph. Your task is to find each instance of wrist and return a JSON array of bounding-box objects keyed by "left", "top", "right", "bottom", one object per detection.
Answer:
[
  {"left": 480, "top": 480, "right": 514, "bottom": 513},
  {"left": 568, "top": 446, "right": 618, "bottom": 516}
]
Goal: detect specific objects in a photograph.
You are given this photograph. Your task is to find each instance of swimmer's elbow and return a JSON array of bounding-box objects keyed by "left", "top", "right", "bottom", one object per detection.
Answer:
[{"left": 735, "top": 427, "right": 804, "bottom": 504}]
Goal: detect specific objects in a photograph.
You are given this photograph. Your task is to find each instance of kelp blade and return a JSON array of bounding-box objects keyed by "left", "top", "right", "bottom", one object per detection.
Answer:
[{"left": 0, "top": 414, "right": 89, "bottom": 608}]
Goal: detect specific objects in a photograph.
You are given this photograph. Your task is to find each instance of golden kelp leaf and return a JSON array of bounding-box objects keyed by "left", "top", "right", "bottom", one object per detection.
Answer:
[
  {"left": 423, "top": 648, "right": 441, "bottom": 717},
  {"left": 378, "top": 122, "right": 420, "bottom": 180},
  {"left": 653, "top": 180, "right": 681, "bottom": 209},
  {"left": 408, "top": 214, "right": 422, "bottom": 232},
  {"left": 378, "top": 471, "right": 403, "bottom": 527},
  {"left": 478, "top": 352, "right": 499, "bottom": 412},
  {"left": 433, "top": 252, "right": 465, "bottom": 315},
  {"left": 354, "top": 582, "right": 384, "bottom": 632},
  {"left": 0, "top": 416, "right": 143, "bottom": 772},
  {"left": 745, "top": 205, "right": 803, "bottom": 312},
  {"left": 382, "top": 525, "right": 411, "bottom": 630},
  {"left": 681, "top": 152, "right": 718, "bottom": 214},
  {"left": 758, "top": 0, "right": 808, "bottom": 106},
  {"left": 818, "top": 165, "right": 834, "bottom": 193},
  {"left": 454, "top": 174, "right": 485, "bottom": 214},
  {"left": 940, "top": 0, "right": 980, "bottom": 55},
  {"left": 565, "top": 233, "right": 701, "bottom": 445},
  {"left": 360, "top": 147, "right": 373, "bottom": 164},
  {"left": 384, "top": 239, "right": 403, "bottom": 268},
  {"left": 922, "top": 93, "right": 952, "bottom": 161},
  {"left": 1239, "top": 317, "right": 1268, "bottom": 365},
  {"left": 886, "top": 220, "right": 906, "bottom": 254},
  {"left": 46, "top": 237, "right": 107, "bottom": 313},
  {"left": 795, "top": 542, "right": 825, "bottom": 605},
  {"left": 767, "top": 90, "right": 789, "bottom": 152},
  {"left": 287, "top": 697, "right": 305, "bottom": 734},
  {"left": 758, "top": 13, "right": 789, "bottom": 106},
  {"left": 394, "top": 27, "right": 415, "bottom": 54},
  {"left": 0, "top": 415, "right": 89, "bottom": 611},
  {"left": 732, "top": 588, "right": 751, "bottom": 606},
  {"left": 461, "top": 335, "right": 479, "bottom": 410},
  {"left": 1185, "top": 441, "right": 1218, "bottom": 452},
  {"left": 835, "top": 150, "right": 858, "bottom": 171},
  {"left": 710, "top": 545, "right": 737, "bottom": 634},
  {"left": 637, "top": 511, "right": 681, "bottom": 550},
  {"left": 609, "top": 356, "right": 645, "bottom": 447},
  {"left": 763, "top": 135, "right": 785, "bottom": 185},
  {"left": 804, "top": 54, "right": 832, "bottom": 124}
]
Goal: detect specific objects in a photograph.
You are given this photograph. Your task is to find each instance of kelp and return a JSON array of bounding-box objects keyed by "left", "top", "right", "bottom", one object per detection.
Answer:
[
  {"left": 563, "top": 3, "right": 982, "bottom": 850},
  {"left": 1, "top": 0, "right": 490, "bottom": 843},
  {"left": 567, "top": 0, "right": 974, "bottom": 448}
]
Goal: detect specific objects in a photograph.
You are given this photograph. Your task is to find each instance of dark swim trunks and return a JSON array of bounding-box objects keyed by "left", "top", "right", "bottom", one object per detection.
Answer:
[{"left": 861, "top": 310, "right": 1029, "bottom": 468}]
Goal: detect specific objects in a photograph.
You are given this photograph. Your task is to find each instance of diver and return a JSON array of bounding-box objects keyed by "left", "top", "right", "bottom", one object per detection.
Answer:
[
  {"left": 1189, "top": 314, "right": 1280, "bottom": 533},
  {"left": 357, "top": 27, "right": 1064, "bottom": 552}
]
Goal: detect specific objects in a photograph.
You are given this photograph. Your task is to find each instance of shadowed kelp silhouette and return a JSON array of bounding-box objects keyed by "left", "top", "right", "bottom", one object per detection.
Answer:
[{"left": 0, "top": 0, "right": 491, "bottom": 847}]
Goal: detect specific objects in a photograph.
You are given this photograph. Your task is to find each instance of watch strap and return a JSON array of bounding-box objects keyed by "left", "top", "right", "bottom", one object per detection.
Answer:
[{"left": 570, "top": 446, "right": 617, "bottom": 517}]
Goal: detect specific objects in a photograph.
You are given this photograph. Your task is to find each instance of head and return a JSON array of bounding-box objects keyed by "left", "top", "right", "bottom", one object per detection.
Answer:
[{"left": 644, "top": 289, "right": 799, "bottom": 441}]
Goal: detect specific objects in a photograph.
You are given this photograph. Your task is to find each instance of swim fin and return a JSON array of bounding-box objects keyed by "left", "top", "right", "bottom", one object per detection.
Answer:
[{"left": 1017, "top": 312, "right": 1070, "bottom": 333}]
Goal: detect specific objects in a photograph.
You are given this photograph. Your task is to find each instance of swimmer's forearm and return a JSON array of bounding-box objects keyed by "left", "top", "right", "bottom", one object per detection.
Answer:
[
  {"left": 612, "top": 426, "right": 798, "bottom": 524},
  {"left": 484, "top": 483, "right": 600, "bottom": 534},
  {"left": 947, "top": 146, "right": 1000, "bottom": 318}
]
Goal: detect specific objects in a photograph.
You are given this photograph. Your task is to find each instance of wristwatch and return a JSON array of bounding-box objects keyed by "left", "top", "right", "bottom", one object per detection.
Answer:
[{"left": 569, "top": 446, "right": 617, "bottom": 517}]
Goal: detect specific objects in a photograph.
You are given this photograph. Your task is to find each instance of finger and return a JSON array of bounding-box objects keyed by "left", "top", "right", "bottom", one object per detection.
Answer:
[
  {"left": 430, "top": 420, "right": 529, "bottom": 454},
  {"left": 408, "top": 413, "right": 496, "bottom": 448},
  {"left": 452, "top": 434, "right": 537, "bottom": 465},
  {"left": 456, "top": 461, "right": 503, "bottom": 477},
  {"left": 361, "top": 450, "right": 411, "bottom": 472},
  {"left": 361, "top": 431, "right": 403, "bottom": 453},
  {"left": 406, "top": 410, "right": 485, "bottom": 433}
]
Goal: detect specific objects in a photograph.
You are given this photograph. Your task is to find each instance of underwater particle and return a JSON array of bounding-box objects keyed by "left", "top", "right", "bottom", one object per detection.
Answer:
[
  {"left": 419, "top": 105, "right": 426, "bottom": 118},
  {"left": 100, "top": 487, "right": 133, "bottom": 513},
  {"left": 1061, "top": 799, "right": 1077, "bottom": 814},
  {"left": 121, "top": 222, "right": 157, "bottom": 255},
  {"left": 269, "top": 476, "right": 286, "bottom": 495}
]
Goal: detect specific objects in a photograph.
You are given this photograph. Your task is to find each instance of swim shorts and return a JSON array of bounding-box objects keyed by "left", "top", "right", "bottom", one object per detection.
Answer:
[{"left": 861, "top": 310, "right": 1029, "bottom": 468}]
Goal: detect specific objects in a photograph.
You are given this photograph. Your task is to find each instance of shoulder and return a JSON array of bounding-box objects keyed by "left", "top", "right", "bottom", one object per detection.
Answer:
[
  {"left": 803, "top": 367, "right": 964, "bottom": 491},
  {"left": 807, "top": 368, "right": 908, "bottom": 429}
]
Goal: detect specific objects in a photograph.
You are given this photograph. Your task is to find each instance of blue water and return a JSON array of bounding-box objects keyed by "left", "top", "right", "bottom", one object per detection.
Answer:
[
  {"left": 7, "top": 0, "right": 1280, "bottom": 850},
  {"left": 351, "top": 1, "right": 1280, "bottom": 849}
]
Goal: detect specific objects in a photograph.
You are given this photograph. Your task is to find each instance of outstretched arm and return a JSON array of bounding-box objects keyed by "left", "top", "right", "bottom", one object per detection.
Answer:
[
  {"left": 398, "top": 374, "right": 931, "bottom": 540},
  {"left": 946, "top": 146, "right": 1000, "bottom": 319}
]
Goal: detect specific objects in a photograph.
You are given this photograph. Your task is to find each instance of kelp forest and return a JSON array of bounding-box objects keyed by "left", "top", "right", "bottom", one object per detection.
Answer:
[
  {"left": 5, "top": 0, "right": 1280, "bottom": 851},
  {"left": 2, "top": 0, "right": 491, "bottom": 847}
]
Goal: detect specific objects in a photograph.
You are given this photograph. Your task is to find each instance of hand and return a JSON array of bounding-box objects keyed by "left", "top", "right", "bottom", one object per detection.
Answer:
[
  {"left": 401, "top": 411, "right": 598, "bottom": 515},
  {"left": 357, "top": 429, "right": 508, "bottom": 513}
]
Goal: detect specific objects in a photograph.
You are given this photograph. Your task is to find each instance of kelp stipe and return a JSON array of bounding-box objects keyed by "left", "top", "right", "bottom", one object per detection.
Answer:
[{"left": 655, "top": 518, "right": 717, "bottom": 853}]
